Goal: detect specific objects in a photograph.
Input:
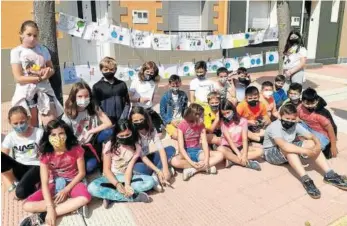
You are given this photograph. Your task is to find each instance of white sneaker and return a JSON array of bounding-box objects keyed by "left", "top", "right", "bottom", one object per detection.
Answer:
[
  {"left": 183, "top": 168, "right": 197, "bottom": 181},
  {"left": 133, "top": 192, "right": 150, "bottom": 203},
  {"left": 206, "top": 166, "right": 217, "bottom": 174},
  {"left": 170, "top": 167, "right": 176, "bottom": 176},
  {"left": 152, "top": 173, "right": 163, "bottom": 192}
]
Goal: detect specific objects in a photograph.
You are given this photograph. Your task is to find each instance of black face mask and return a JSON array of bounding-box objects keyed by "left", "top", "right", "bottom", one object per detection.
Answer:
[
  {"left": 210, "top": 104, "right": 219, "bottom": 112},
  {"left": 281, "top": 120, "right": 296, "bottom": 130},
  {"left": 133, "top": 121, "right": 148, "bottom": 131},
  {"left": 103, "top": 72, "right": 115, "bottom": 80},
  {"left": 248, "top": 100, "right": 258, "bottom": 107},
  {"left": 289, "top": 39, "right": 299, "bottom": 45},
  {"left": 117, "top": 136, "right": 134, "bottom": 146},
  {"left": 238, "top": 77, "right": 250, "bottom": 86},
  {"left": 306, "top": 107, "right": 315, "bottom": 113}
]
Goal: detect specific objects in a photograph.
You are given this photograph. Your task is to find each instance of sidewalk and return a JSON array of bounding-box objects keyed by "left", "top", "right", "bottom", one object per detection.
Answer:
[{"left": 2, "top": 64, "right": 347, "bottom": 226}]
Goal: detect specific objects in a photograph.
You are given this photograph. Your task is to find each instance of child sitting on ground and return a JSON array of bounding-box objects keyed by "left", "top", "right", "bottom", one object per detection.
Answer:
[
  {"left": 263, "top": 103, "right": 346, "bottom": 199},
  {"left": 217, "top": 100, "right": 263, "bottom": 171},
  {"left": 260, "top": 81, "right": 280, "bottom": 121},
  {"left": 297, "top": 88, "right": 338, "bottom": 158},
  {"left": 273, "top": 75, "right": 288, "bottom": 109},
  {"left": 204, "top": 91, "right": 222, "bottom": 146},
  {"left": 281, "top": 82, "right": 302, "bottom": 109},
  {"left": 170, "top": 103, "right": 224, "bottom": 181},
  {"left": 237, "top": 86, "right": 271, "bottom": 143},
  {"left": 160, "top": 75, "right": 188, "bottom": 140}
]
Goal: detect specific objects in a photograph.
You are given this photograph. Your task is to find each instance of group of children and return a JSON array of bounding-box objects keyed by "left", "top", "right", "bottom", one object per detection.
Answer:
[{"left": 2, "top": 20, "right": 347, "bottom": 226}]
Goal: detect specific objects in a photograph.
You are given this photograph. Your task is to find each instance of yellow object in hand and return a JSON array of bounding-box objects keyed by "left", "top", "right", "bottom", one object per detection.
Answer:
[{"left": 31, "top": 64, "right": 41, "bottom": 71}]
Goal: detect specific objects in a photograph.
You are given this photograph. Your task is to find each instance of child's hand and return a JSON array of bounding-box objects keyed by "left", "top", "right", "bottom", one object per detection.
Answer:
[
  {"left": 240, "top": 154, "right": 248, "bottom": 166},
  {"left": 46, "top": 207, "right": 57, "bottom": 226},
  {"left": 140, "top": 97, "right": 151, "bottom": 104},
  {"left": 248, "top": 120, "right": 257, "bottom": 126},
  {"left": 191, "top": 161, "right": 205, "bottom": 169},
  {"left": 124, "top": 185, "right": 134, "bottom": 198},
  {"left": 157, "top": 171, "right": 171, "bottom": 187},
  {"left": 172, "top": 120, "right": 180, "bottom": 127},
  {"left": 116, "top": 183, "right": 126, "bottom": 195},
  {"left": 331, "top": 145, "right": 338, "bottom": 158},
  {"left": 54, "top": 188, "right": 69, "bottom": 204}
]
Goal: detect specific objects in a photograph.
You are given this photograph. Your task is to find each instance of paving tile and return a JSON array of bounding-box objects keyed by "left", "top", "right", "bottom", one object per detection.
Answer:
[{"left": 56, "top": 213, "right": 86, "bottom": 226}]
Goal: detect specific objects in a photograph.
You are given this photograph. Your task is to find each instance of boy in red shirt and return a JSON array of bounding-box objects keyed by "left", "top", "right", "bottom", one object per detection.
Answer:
[
  {"left": 297, "top": 88, "right": 338, "bottom": 158},
  {"left": 237, "top": 86, "right": 271, "bottom": 143}
]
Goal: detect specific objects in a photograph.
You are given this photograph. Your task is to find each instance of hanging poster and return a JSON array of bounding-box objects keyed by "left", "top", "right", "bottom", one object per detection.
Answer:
[
  {"left": 109, "top": 25, "right": 131, "bottom": 46},
  {"left": 131, "top": 30, "right": 152, "bottom": 48},
  {"left": 63, "top": 66, "right": 80, "bottom": 85},
  {"left": 152, "top": 34, "right": 172, "bottom": 51},
  {"left": 175, "top": 37, "right": 205, "bottom": 51},
  {"left": 115, "top": 66, "right": 131, "bottom": 81},
  {"left": 178, "top": 62, "right": 195, "bottom": 77},
  {"left": 75, "top": 64, "right": 102, "bottom": 88},
  {"left": 161, "top": 64, "right": 178, "bottom": 79},
  {"left": 83, "top": 22, "right": 101, "bottom": 41},
  {"left": 57, "top": 13, "right": 86, "bottom": 37},
  {"left": 204, "top": 35, "right": 221, "bottom": 50},
  {"left": 207, "top": 59, "right": 224, "bottom": 73},
  {"left": 265, "top": 51, "right": 279, "bottom": 64},
  {"left": 224, "top": 58, "right": 240, "bottom": 72},
  {"left": 264, "top": 27, "right": 279, "bottom": 41},
  {"left": 232, "top": 33, "right": 249, "bottom": 48},
  {"left": 250, "top": 54, "right": 264, "bottom": 68},
  {"left": 220, "top": 35, "right": 234, "bottom": 49},
  {"left": 239, "top": 56, "right": 251, "bottom": 69},
  {"left": 247, "top": 30, "right": 266, "bottom": 45}
]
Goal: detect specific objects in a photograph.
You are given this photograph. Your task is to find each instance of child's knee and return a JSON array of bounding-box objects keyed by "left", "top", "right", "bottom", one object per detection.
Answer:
[
  {"left": 23, "top": 201, "right": 34, "bottom": 212},
  {"left": 303, "top": 140, "right": 315, "bottom": 149}
]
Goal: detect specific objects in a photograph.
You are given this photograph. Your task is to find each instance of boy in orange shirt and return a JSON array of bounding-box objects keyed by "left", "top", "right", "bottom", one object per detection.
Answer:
[
  {"left": 260, "top": 81, "right": 280, "bottom": 121},
  {"left": 237, "top": 86, "right": 271, "bottom": 142}
]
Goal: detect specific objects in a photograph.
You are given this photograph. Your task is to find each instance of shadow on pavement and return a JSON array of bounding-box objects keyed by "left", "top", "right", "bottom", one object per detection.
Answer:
[{"left": 331, "top": 108, "right": 347, "bottom": 120}]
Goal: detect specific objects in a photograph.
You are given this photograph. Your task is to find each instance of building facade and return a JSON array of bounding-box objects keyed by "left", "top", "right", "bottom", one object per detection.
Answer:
[{"left": 1, "top": 0, "right": 346, "bottom": 102}]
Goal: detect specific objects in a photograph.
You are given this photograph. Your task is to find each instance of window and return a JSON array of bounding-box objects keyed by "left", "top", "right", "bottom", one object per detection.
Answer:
[
  {"left": 246, "top": 0, "right": 277, "bottom": 32},
  {"left": 132, "top": 10, "right": 149, "bottom": 24}
]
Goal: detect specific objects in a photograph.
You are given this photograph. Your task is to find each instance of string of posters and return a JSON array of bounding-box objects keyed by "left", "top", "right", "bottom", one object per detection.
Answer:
[{"left": 58, "top": 12, "right": 280, "bottom": 86}]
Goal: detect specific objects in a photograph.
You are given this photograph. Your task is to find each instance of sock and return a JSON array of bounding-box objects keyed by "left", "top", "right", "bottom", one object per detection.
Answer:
[
  {"left": 325, "top": 169, "right": 336, "bottom": 178},
  {"left": 300, "top": 174, "right": 311, "bottom": 183},
  {"left": 39, "top": 212, "right": 47, "bottom": 221}
]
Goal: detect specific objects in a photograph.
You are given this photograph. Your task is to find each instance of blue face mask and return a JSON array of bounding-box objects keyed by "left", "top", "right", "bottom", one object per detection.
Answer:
[{"left": 13, "top": 122, "right": 29, "bottom": 134}]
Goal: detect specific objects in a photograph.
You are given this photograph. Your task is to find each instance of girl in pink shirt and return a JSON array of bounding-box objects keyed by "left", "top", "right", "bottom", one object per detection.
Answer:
[
  {"left": 21, "top": 119, "right": 91, "bottom": 226},
  {"left": 171, "top": 103, "right": 223, "bottom": 181},
  {"left": 217, "top": 100, "right": 263, "bottom": 171}
]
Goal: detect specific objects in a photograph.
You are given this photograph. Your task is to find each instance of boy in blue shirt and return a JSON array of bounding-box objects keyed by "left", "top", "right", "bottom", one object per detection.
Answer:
[{"left": 273, "top": 74, "right": 288, "bottom": 109}]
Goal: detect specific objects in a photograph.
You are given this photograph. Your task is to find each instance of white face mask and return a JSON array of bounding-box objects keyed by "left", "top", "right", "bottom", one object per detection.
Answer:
[
  {"left": 219, "top": 77, "right": 227, "bottom": 84},
  {"left": 263, "top": 91, "right": 273, "bottom": 98},
  {"left": 76, "top": 98, "right": 90, "bottom": 108}
]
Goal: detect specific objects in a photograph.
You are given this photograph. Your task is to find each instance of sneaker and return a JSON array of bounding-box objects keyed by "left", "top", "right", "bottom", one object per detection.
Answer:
[
  {"left": 245, "top": 160, "right": 261, "bottom": 171},
  {"left": 225, "top": 160, "right": 234, "bottom": 168},
  {"left": 151, "top": 173, "right": 163, "bottom": 192},
  {"left": 206, "top": 166, "right": 217, "bottom": 174},
  {"left": 19, "top": 214, "right": 43, "bottom": 226},
  {"left": 183, "top": 168, "right": 197, "bottom": 181},
  {"left": 324, "top": 172, "right": 347, "bottom": 190},
  {"left": 103, "top": 199, "right": 111, "bottom": 209},
  {"left": 78, "top": 205, "right": 89, "bottom": 218},
  {"left": 133, "top": 192, "right": 150, "bottom": 203},
  {"left": 302, "top": 179, "right": 321, "bottom": 199},
  {"left": 169, "top": 167, "right": 176, "bottom": 176}
]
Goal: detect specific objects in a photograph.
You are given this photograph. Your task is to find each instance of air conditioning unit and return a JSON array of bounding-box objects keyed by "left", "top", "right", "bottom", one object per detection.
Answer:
[{"left": 132, "top": 10, "right": 149, "bottom": 24}]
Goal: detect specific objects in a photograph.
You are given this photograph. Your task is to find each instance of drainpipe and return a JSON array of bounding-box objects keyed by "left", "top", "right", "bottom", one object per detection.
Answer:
[{"left": 300, "top": 0, "right": 305, "bottom": 34}]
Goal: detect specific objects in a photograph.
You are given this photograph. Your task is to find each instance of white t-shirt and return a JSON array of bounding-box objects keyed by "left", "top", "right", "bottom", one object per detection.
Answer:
[
  {"left": 129, "top": 78, "right": 156, "bottom": 109},
  {"left": 2, "top": 127, "right": 43, "bottom": 166},
  {"left": 172, "top": 94, "right": 182, "bottom": 120},
  {"left": 283, "top": 45, "right": 307, "bottom": 70},
  {"left": 138, "top": 130, "right": 164, "bottom": 156},
  {"left": 189, "top": 78, "right": 217, "bottom": 103},
  {"left": 61, "top": 110, "right": 99, "bottom": 143}
]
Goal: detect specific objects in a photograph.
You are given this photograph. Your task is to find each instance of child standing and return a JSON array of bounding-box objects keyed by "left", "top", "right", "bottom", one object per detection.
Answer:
[
  {"left": 297, "top": 88, "right": 338, "bottom": 158},
  {"left": 233, "top": 67, "right": 251, "bottom": 102},
  {"left": 88, "top": 119, "right": 155, "bottom": 208},
  {"left": 129, "top": 61, "right": 164, "bottom": 133},
  {"left": 260, "top": 81, "right": 280, "bottom": 120},
  {"left": 273, "top": 75, "right": 288, "bottom": 109},
  {"left": 11, "top": 20, "right": 63, "bottom": 127},
  {"left": 92, "top": 57, "right": 130, "bottom": 125},
  {"left": 214, "top": 67, "right": 237, "bottom": 105},
  {"left": 62, "top": 82, "right": 113, "bottom": 173},
  {"left": 237, "top": 86, "right": 271, "bottom": 142},
  {"left": 170, "top": 103, "right": 224, "bottom": 181},
  {"left": 129, "top": 106, "right": 176, "bottom": 192},
  {"left": 160, "top": 75, "right": 188, "bottom": 140},
  {"left": 21, "top": 119, "right": 91, "bottom": 226},
  {"left": 1, "top": 106, "right": 43, "bottom": 199},
  {"left": 263, "top": 104, "right": 346, "bottom": 199},
  {"left": 217, "top": 100, "right": 263, "bottom": 170},
  {"left": 204, "top": 92, "right": 222, "bottom": 145}
]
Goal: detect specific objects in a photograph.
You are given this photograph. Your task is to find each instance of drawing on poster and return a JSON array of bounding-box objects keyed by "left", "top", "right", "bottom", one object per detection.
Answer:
[
  {"left": 152, "top": 34, "right": 172, "bottom": 50},
  {"left": 204, "top": 35, "right": 221, "bottom": 50},
  {"left": 57, "top": 13, "right": 86, "bottom": 37},
  {"left": 131, "top": 30, "right": 152, "bottom": 48}
]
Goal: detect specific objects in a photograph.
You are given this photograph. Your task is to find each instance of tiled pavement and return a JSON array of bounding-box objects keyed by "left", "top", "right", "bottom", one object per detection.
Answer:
[{"left": 1, "top": 65, "right": 347, "bottom": 226}]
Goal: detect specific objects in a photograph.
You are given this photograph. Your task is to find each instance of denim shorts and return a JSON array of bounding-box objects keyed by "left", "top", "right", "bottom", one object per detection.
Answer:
[
  {"left": 186, "top": 147, "right": 202, "bottom": 162},
  {"left": 264, "top": 141, "right": 303, "bottom": 165},
  {"left": 27, "top": 94, "right": 55, "bottom": 108}
]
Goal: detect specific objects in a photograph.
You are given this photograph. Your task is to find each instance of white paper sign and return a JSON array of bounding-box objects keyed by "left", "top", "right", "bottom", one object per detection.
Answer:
[
  {"left": 175, "top": 37, "right": 205, "bottom": 51},
  {"left": 109, "top": 25, "right": 131, "bottom": 46},
  {"left": 232, "top": 33, "right": 249, "bottom": 48},
  {"left": 207, "top": 59, "right": 224, "bottom": 73},
  {"left": 250, "top": 54, "right": 264, "bottom": 68},
  {"left": 178, "top": 62, "right": 195, "bottom": 77},
  {"left": 264, "top": 27, "right": 279, "bottom": 41},
  {"left": 131, "top": 30, "right": 152, "bottom": 48},
  {"left": 83, "top": 22, "right": 101, "bottom": 41},
  {"left": 220, "top": 35, "right": 234, "bottom": 49},
  {"left": 246, "top": 30, "right": 265, "bottom": 45},
  {"left": 75, "top": 65, "right": 101, "bottom": 88},
  {"left": 152, "top": 34, "right": 172, "bottom": 50},
  {"left": 57, "top": 13, "right": 86, "bottom": 38},
  {"left": 204, "top": 35, "right": 221, "bottom": 50},
  {"left": 239, "top": 56, "right": 251, "bottom": 69},
  {"left": 265, "top": 51, "right": 279, "bottom": 64},
  {"left": 224, "top": 58, "right": 240, "bottom": 72},
  {"left": 161, "top": 64, "right": 178, "bottom": 79}
]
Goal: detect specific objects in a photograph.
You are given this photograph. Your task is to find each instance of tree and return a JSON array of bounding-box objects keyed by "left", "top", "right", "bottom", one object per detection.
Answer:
[
  {"left": 277, "top": 0, "right": 291, "bottom": 73},
  {"left": 33, "top": 0, "right": 63, "bottom": 105}
]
